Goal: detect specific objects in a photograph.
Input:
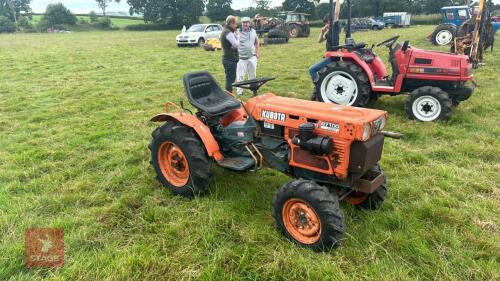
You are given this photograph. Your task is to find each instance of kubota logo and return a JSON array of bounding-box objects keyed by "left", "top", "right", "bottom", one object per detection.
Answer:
[{"left": 261, "top": 110, "right": 286, "bottom": 122}]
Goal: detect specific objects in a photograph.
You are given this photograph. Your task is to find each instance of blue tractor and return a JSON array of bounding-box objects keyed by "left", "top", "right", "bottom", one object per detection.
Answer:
[{"left": 431, "top": 2, "right": 500, "bottom": 46}]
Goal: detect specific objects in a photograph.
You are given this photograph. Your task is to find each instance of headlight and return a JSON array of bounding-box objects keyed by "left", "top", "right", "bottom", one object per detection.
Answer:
[
  {"left": 362, "top": 123, "right": 371, "bottom": 141},
  {"left": 373, "top": 115, "right": 386, "bottom": 132}
]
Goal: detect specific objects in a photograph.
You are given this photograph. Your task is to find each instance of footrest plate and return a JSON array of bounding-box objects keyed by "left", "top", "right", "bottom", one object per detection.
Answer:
[{"left": 216, "top": 157, "right": 256, "bottom": 171}]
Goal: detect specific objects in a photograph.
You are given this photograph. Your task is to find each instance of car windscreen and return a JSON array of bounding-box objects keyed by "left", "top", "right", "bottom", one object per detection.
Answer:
[{"left": 187, "top": 25, "right": 205, "bottom": 32}]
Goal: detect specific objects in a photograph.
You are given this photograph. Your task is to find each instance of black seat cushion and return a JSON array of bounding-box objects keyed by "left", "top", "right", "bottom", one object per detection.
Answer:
[
  {"left": 354, "top": 49, "right": 376, "bottom": 63},
  {"left": 183, "top": 71, "right": 241, "bottom": 117}
]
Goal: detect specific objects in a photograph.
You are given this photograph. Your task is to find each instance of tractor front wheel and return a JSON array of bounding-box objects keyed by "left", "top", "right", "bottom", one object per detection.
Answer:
[
  {"left": 405, "top": 86, "right": 452, "bottom": 122},
  {"left": 273, "top": 179, "right": 345, "bottom": 251},
  {"left": 313, "top": 60, "right": 371, "bottom": 107},
  {"left": 149, "top": 122, "right": 213, "bottom": 198}
]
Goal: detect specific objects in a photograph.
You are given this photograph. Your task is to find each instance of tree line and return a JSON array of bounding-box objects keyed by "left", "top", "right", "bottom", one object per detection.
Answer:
[{"left": 1, "top": 0, "right": 499, "bottom": 33}]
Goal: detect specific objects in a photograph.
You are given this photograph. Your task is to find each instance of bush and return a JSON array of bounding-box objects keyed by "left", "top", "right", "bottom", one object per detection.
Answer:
[
  {"left": 89, "top": 11, "right": 99, "bottom": 23},
  {"left": 92, "top": 18, "right": 112, "bottom": 29},
  {"left": 78, "top": 17, "right": 89, "bottom": 25},
  {"left": 17, "top": 16, "right": 36, "bottom": 32},
  {"left": 124, "top": 23, "right": 173, "bottom": 31},
  {"left": 411, "top": 14, "right": 441, "bottom": 25},
  {"left": 0, "top": 16, "right": 16, "bottom": 33},
  {"left": 41, "top": 3, "right": 77, "bottom": 27}
]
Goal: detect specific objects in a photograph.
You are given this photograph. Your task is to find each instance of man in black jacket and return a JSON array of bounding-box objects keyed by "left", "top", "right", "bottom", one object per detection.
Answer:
[{"left": 221, "top": 16, "right": 239, "bottom": 92}]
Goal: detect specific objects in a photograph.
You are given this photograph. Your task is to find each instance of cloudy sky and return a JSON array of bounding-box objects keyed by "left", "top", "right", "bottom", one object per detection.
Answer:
[{"left": 31, "top": 0, "right": 500, "bottom": 14}]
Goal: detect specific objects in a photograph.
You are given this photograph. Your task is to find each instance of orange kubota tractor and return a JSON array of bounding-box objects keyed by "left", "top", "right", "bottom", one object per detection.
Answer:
[{"left": 149, "top": 73, "right": 399, "bottom": 251}]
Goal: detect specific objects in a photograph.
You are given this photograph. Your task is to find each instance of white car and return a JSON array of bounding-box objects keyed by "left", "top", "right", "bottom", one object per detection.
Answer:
[{"left": 176, "top": 24, "right": 223, "bottom": 47}]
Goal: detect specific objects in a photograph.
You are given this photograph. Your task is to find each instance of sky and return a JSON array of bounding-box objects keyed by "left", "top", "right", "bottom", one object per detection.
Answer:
[{"left": 30, "top": 0, "right": 500, "bottom": 14}]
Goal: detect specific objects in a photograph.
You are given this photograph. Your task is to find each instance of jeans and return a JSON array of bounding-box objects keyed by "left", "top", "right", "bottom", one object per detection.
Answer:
[
  {"left": 236, "top": 56, "right": 258, "bottom": 95},
  {"left": 308, "top": 58, "right": 331, "bottom": 81},
  {"left": 223, "top": 59, "right": 238, "bottom": 92}
]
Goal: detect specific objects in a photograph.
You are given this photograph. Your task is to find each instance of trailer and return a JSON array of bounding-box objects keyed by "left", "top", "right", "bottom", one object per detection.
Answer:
[{"left": 381, "top": 12, "right": 411, "bottom": 28}]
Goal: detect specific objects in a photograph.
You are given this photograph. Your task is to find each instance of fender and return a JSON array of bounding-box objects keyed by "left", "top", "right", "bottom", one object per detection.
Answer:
[
  {"left": 325, "top": 51, "right": 377, "bottom": 85},
  {"left": 150, "top": 113, "right": 223, "bottom": 161}
]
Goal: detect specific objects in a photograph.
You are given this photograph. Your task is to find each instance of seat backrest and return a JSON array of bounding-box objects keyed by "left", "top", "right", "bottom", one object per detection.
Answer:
[{"left": 183, "top": 71, "right": 220, "bottom": 101}]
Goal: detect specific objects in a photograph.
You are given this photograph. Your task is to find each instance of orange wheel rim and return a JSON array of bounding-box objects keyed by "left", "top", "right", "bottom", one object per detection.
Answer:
[
  {"left": 345, "top": 192, "right": 369, "bottom": 205},
  {"left": 282, "top": 199, "right": 321, "bottom": 244},
  {"left": 158, "top": 141, "right": 189, "bottom": 187}
]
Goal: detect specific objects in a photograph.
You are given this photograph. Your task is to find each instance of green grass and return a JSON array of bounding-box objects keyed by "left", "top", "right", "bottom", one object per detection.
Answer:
[{"left": 0, "top": 26, "right": 499, "bottom": 280}]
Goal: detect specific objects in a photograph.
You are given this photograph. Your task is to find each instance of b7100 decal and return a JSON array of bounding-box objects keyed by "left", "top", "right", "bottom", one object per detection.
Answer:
[{"left": 320, "top": 121, "right": 340, "bottom": 132}]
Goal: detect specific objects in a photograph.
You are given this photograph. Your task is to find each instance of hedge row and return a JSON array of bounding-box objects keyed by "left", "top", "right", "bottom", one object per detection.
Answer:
[{"left": 124, "top": 23, "right": 175, "bottom": 31}]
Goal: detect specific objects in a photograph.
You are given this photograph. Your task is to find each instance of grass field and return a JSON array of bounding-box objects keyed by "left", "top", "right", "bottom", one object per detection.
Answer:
[
  {"left": 0, "top": 26, "right": 499, "bottom": 280},
  {"left": 30, "top": 15, "right": 144, "bottom": 28}
]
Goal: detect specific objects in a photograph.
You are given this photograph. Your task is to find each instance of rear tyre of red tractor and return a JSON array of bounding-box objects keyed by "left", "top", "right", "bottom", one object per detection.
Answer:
[
  {"left": 405, "top": 86, "right": 452, "bottom": 122},
  {"left": 272, "top": 179, "right": 345, "bottom": 251},
  {"left": 313, "top": 60, "right": 371, "bottom": 107},
  {"left": 345, "top": 165, "right": 388, "bottom": 210},
  {"left": 149, "top": 122, "right": 213, "bottom": 198}
]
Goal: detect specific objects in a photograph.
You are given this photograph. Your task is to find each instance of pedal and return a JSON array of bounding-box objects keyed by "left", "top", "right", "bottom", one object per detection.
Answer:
[{"left": 216, "top": 157, "right": 256, "bottom": 171}]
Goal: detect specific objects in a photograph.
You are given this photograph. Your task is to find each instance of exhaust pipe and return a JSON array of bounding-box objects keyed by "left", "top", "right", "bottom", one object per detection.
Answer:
[{"left": 381, "top": 131, "right": 403, "bottom": 139}]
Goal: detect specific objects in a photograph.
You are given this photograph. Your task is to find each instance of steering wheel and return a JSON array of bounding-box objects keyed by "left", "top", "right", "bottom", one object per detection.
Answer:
[
  {"left": 232, "top": 77, "right": 276, "bottom": 96},
  {"left": 376, "top": 35, "right": 400, "bottom": 48}
]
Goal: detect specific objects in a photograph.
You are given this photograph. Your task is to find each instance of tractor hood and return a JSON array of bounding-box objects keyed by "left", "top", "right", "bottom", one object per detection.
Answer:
[
  {"left": 408, "top": 47, "right": 472, "bottom": 79},
  {"left": 245, "top": 93, "right": 388, "bottom": 141}
]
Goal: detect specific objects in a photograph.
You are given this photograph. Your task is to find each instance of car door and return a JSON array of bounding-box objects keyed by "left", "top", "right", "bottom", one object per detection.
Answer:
[
  {"left": 213, "top": 25, "right": 222, "bottom": 39},
  {"left": 207, "top": 25, "right": 218, "bottom": 39}
]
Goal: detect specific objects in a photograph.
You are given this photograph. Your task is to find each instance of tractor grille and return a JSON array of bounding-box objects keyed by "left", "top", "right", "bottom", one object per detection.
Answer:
[{"left": 332, "top": 139, "right": 346, "bottom": 167}]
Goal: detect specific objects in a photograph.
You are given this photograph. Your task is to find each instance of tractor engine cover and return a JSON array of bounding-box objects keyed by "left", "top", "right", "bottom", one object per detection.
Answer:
[{"left": 245, "top": 93, "right": 388, "bottom": 180}]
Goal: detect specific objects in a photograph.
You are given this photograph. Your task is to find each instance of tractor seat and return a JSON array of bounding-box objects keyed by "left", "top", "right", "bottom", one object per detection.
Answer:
[
  {"left": 183, "top": 71, "right": 241, "bottom": 117},
  {"left": 355, "top": 51, "right": 376, "bottom": 63}
]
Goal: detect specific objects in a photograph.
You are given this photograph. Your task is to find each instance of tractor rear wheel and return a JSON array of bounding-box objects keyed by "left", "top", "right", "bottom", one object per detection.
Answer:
[
  {"left": 431, "top": 24, "right": 457, "bottom": 46},
  {"left": 149, "top": 122, "right": 213, "bottom": 198},
  {"left": 313, "top": 60, "right": 371, "bottom": 107},
  {"left": 273, "top": 179, "right": 345, "bottom": 251},
  {"left": 345, "top": 165, "right": 388, "bottom": 210},
  {"left": 268, "top": 29, "right": 288, "bottom": 39},
  {"left": 405, "top": 86, "right": 452, "bottom": 122}
]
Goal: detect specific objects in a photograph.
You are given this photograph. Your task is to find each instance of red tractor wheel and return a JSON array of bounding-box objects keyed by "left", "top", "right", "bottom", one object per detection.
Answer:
[
  {"left": 405, "top": 86, "right": 452, "bottom": 122},
  {"left": 313, "top": 60, "right": 371, "bottom": 107},
  {"left": 273, "top": 179, "right": 345, "bottom": 251},
  {"left": 149, "top": 122, "right": 213, "bottom": 198}
]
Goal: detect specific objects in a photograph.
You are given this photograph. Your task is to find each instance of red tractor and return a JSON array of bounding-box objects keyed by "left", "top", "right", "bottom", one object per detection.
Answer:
[
  {"left": 149, "top": 72, "right": 398, "bottom": 251},
  {"left": 312, "top": 0, "right": 475, "bottom": 122}
]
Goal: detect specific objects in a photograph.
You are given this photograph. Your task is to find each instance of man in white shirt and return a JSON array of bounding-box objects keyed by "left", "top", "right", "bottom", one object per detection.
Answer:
[{"left": 236, "top": 17, "right": 260, "bottom": 95}]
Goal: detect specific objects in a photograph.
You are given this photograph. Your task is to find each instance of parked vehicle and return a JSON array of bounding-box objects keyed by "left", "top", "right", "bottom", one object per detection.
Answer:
[
  {"left": 348, "top": 18, "right": 385, "bottom": 32},
  {"left": 149, "top": 72, "right": 397, "bottom": 251},
  {"left": 176, "top": 24, "right": 223, "bottom": 47},
  {"left": 378, "top": 12, "right": 411, "bottom": 28},
  {"left": 312, "top": 1, "right": 475, "bottom": 122},
  {"left": 430, "top": 4, "right": 500, "bottom": 46},
  {"left": 253, "top": 12, "right": 310, "bottom": 38}
]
